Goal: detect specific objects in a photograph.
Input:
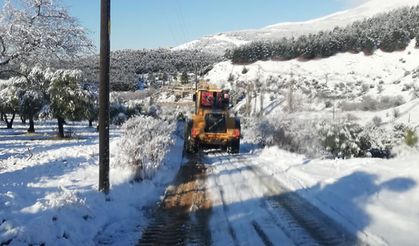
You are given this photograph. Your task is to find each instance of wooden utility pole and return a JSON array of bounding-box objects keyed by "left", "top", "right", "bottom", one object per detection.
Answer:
[
  {"left": 195, "top": 67, "right": 198, "bottom": 91},
  {"left": 259, "top": 82, "right": 265, "bottom": 117},
  {"left": 99, "top": 0, "right": 110, "bottom": 194},
  {"left": 288, "top": 77, "right": 294, "bottom": 113},
  {"left": 246, "top": 83, "right": 252, "bottom": 117}
]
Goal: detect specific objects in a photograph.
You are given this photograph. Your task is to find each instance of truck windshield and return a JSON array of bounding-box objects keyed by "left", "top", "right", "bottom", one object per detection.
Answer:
[{"left": 200, "top": 91, "right": 229, "bottom": 109}]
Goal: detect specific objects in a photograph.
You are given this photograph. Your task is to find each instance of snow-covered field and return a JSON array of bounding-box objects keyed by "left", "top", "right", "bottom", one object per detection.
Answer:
[{"left": 0, "top": 120, "right": 184, "bottom": 245}]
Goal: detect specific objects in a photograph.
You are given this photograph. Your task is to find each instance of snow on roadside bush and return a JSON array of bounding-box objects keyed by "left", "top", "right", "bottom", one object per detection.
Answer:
[
  {"left": 109, "top": 95, "right": 143, "bottom": 125},
  {"left": 405, "top": 128, "right": 418, "bottom": 147},
  {"left": 341, "top": 95, "right": 405, "bottom": 111},
  {"left": 245, "top": 116, "right": 415, "bottom": 159},
  {"left": 112, "top": 115, "right": 176, "bottom": 181},
  {"left": 243, "top": 117, "right": 322, "bottom": 157},
  {"left": 319, "top": 121, "right": 419, "bottom": 158},
  {"left": 318, "top": 121, "right": 364, "bottom": 158}
]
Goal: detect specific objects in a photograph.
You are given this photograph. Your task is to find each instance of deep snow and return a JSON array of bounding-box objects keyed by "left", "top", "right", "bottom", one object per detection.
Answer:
[{"left": 0, "top": 121, "right": 184, "bottom": 245}]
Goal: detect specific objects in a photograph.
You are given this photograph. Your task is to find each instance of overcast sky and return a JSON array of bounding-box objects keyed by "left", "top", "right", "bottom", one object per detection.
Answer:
[{"left": 59, "top": 0, "right": 364, "bottom": 50}]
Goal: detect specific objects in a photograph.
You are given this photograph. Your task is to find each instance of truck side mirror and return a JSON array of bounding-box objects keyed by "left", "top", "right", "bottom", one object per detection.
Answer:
[
  {"left": 193, "top": 94, "right": 196, "bottom": 102},
  {"left": 222, "top": 91, "right": 230, "bottom": 108}
]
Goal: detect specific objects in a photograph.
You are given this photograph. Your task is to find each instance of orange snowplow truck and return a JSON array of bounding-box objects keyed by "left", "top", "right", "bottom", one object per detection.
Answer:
[{"left": 184, "top": 89, "right": 241, "bottom": 154}]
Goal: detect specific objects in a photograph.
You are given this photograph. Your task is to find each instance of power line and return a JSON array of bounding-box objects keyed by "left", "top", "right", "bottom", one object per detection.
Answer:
[
  {"left": 162, "top": 2, "right": 180, "bottom": 47},
  {"left": 174, "top": 0, "right": 189, "bottom": 43}
]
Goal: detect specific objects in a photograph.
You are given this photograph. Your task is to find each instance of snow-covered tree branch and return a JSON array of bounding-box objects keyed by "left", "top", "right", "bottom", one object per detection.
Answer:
[{"left": 0, "top": 0, "right": 94, "bottom": 71}]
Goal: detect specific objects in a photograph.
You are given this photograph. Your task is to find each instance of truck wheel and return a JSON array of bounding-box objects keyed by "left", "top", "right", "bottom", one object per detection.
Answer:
[
  {"left": 229, "top": 118, "right": 241, "bottom": 154},
  {"left": 184, "top": 120, "right": 197, "bottom": 154},
  {"left": 230, "top": 138, "right": 240, "bottom": 154},
  {"left": 235, "top": 118, "right": 241, "bottom": 134},
  {"left": 227, "top": 139, "right": 240, "bottom": 154},
  {"left": 221, "top": 144, "right": 228, "bottom": 152}
]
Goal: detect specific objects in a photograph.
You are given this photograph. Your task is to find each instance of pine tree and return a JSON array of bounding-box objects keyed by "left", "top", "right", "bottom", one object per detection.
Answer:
[
  {"left": 228, "top": 5, "right": 419, "bottom": 64},
  {"left": 180, "top": 71, "right": 189, "bottom": 84},
  {"left": 380, "top": 28, "right": 410, "bottom": 52}
]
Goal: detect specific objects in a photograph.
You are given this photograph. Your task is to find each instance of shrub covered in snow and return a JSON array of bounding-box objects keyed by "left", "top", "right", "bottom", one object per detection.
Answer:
[
  {"left": 318, "top": 121, "right": 372, "bottom": 158},
  {"left": 246, "top": 115, "right": 411, "bottom": 159},
  {"left": 379, "top": 95, "right": 406, "bottom": 109},
  {"left": 243, "top": 117, "right": 323, "bottom": 157},
  {"left": 405, "top": 128, "right": 418, "bottom": 147},
  {"left": 341, "top": 95, "right": 405, "bottom": 111},
  {"left": 372, "top": 116, "right": 383, "bottom": 127},
  {"left": 109, "top": 97, "right": 143, "bottom": 125},
  {"left": 317, "top": 121, "right": 409, "bottom": 158},
  {"left": 112, "top": 115, "right": 176, "bottom": 181}
]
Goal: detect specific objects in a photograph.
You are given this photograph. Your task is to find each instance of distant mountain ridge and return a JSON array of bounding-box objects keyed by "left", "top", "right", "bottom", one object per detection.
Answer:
[{"left": 173, "top": 0, "right": 419, "bottom": 54}]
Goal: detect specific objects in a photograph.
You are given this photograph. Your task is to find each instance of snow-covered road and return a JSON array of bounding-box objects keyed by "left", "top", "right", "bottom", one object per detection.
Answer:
[
  {"left": 206, "top": 151, "right": 358, "bottom": 246},
  {"left": 140, "top": 148, "right": 385, "bottom": 245},
  {"left": 140, "top": 144, "right": 417, "bottom": 245}
]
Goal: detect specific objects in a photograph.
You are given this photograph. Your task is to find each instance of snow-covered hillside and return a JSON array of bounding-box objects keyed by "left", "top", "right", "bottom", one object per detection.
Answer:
[
  {"left": 174, "top": 0, "right": 419, "bottom": 54},
  {"left": 206, "top": 40, "right": 419, "bottom": 124}
]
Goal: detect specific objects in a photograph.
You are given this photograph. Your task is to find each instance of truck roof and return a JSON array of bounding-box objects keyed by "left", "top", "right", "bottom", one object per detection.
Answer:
[{"left": 197, "top": 88, "right": 227, "bottom": 93}]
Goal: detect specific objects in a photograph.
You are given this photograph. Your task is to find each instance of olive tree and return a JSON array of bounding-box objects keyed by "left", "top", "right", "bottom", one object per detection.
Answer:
[
  {"left": 17, "top": 66, "right": 49, "bottom": 133},
  {"left": 47, "top": 69, "right": 89, "bottom": 138},
  {"left": 84, "top": 83, "right": 99, "bottom": 127},
  {"left": 0, "top": 0, "right": 93, "bottom": 71},
  {"left": 0, "top": 78, "right": 21, "bottom": 128}
]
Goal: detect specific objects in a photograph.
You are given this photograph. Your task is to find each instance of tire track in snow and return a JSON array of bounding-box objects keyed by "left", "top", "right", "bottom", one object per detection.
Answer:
[
  {"left": 208, "top": 151, "right": 359, "bottom": 245},
  {"left": 251, "top": 221, "right": 274, "bottom": 246},
  {"left": 248, "top": 155, "right": 384, "bottom": 245},
  {"left": 209, "top": 152, "right": 264, "bottom": 245},
  {"left": 222, "top": 153, "right": 315, "bottom": 245},
  {"left": 208, "top": 152, "right": 293, "bottom": 245},
  {"left": 138, "top": 159, "right": 212, "bottom": 246}
]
